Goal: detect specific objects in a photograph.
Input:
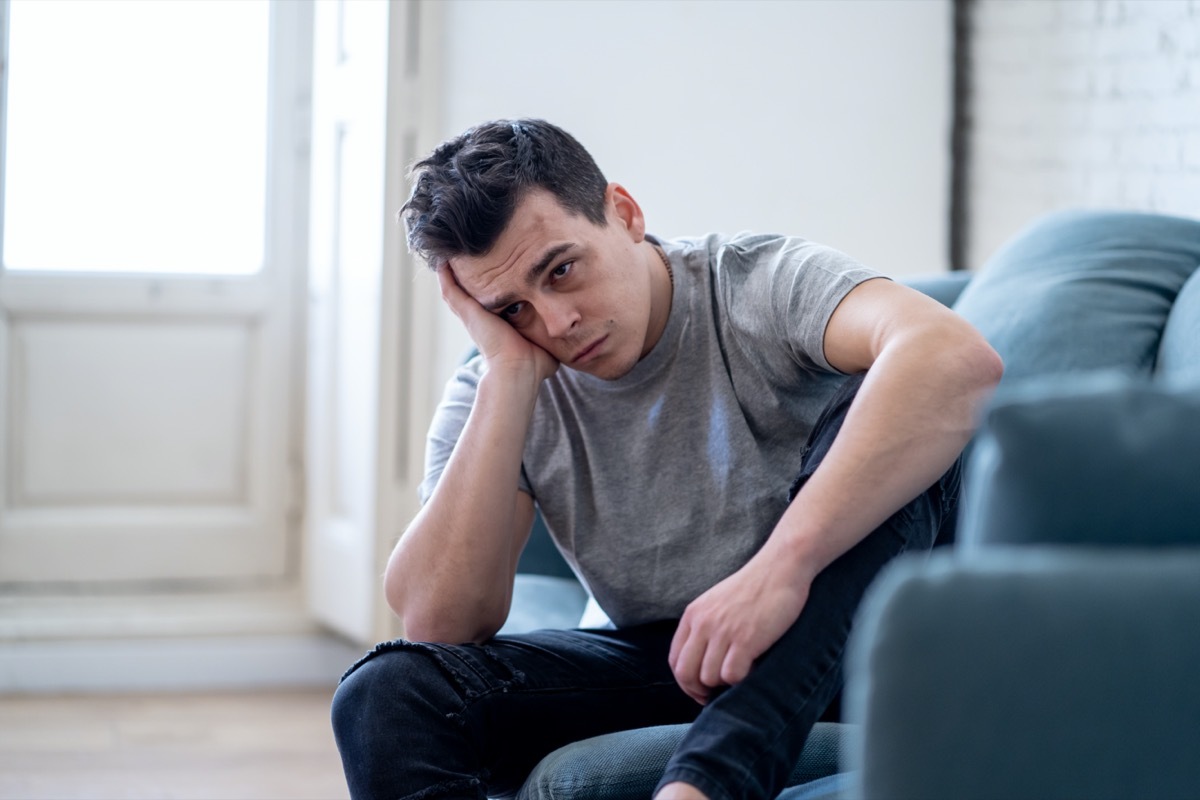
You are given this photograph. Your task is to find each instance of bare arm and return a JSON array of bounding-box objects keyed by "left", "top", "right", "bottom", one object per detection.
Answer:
[
  {"left": 669, "top": 279, "right": 1003, "bottom": 702},
  {"left": 770, "top": 278, "right": 1004, "bottom": 576},
  {"left": 384, "top": 266, "right": 558, "bottom": 644}
]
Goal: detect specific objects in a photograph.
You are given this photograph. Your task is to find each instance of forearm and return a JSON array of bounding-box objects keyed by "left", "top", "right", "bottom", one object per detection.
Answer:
[
  {"left": 386, "top": 366, "right": 541, "bottom": 643},
  {"left": 759, "top": 328, "right": 1002, "bottom": 583}
]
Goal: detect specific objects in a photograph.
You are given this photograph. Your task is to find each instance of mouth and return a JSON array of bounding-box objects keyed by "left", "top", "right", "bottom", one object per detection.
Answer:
[{"left": 570, "top": 335, "right": 608, "bottom": 366}]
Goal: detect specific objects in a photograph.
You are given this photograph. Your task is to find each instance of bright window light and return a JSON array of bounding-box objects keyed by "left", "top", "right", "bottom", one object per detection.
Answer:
[{"left": 2, "top": 0, "right": 270, "bottom": 275}]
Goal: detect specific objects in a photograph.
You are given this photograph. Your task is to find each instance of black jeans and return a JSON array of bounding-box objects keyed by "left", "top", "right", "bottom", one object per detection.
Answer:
[{"left": 332, "top": 374, "right": 961, "bottom": 800}]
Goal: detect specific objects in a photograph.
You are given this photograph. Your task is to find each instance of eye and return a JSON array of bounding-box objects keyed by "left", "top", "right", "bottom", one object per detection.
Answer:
[
  {"left": 550, "top": 261, "right": 573, "bottom": 281},
  {"left": 500, "top": 301, "right": 526, "bottom": 321}
]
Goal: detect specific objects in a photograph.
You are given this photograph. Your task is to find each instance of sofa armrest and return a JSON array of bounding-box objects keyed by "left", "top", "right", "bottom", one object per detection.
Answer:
[
  {"left": 845, "top": 549, "right": 1200, "bottom": 800},
  {"left": 958, "top": 373, "right": 1200, "bottom": 549}
]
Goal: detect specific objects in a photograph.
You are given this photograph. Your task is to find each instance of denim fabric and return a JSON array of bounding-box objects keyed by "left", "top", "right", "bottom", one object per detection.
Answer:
[
  {"left": 332, "top": 374, "right": 961, "bottom": 800},
  {"left": 775, "top": 773, "right": 852, "bottom": 800},
  {"left": 516, "top": 723, "right": 848, "bottom": 800}
]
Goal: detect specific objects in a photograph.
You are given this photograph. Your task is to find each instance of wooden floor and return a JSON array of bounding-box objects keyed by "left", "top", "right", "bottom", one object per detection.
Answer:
[{"left": 0, "top": 688, "right": 350, "bottom": 800}]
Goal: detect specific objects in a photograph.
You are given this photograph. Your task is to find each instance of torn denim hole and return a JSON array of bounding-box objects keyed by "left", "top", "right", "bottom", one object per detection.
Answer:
[
  {"left": 340, "top": 638, "right": 479, "bottom": 702},
  {"left": 402, "top": 776, "right": 484, "bottom": 800},
  {"left": 478, "top": 643, "right": 526, "bottom": 687}
]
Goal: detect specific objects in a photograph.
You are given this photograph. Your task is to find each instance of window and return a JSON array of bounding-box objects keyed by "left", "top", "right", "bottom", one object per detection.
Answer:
[{"left": 1, "top": 0, "right": 271, "bottom": 275}]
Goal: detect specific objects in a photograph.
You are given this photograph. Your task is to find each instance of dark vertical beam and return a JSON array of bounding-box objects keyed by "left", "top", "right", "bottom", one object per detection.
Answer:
[{"left": 949, "top": 0, "right": 975, "bottom": 271}]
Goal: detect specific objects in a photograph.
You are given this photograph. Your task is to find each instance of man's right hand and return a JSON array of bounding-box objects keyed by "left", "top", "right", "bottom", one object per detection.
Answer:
[
  {"left": 438, "top": 264, "right": 559, "bottom": 385},
  {"left": 388, "top": 266, "right": 549, "bottom": 643}
]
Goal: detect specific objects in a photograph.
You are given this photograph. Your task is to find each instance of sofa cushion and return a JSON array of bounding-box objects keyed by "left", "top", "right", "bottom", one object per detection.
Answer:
[
  {"left": 958, "top": 373, "right": 1200, "bottom": 548},
  {"left": 901, "top": 271, "right": 973, "bottom": 309},
  {"left": 953, "top": 210, "right": 1200, "bottom": 384},
  {"left": 846, "top": 549, "right": 1200, "bottom": 800},
  {"left": 1157, "top": 268, "right": 1200, "bottom": 381}
]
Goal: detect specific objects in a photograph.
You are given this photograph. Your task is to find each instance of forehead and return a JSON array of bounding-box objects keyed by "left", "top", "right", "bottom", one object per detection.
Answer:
[{"left": 452, "top": 190, "right": 592, "bottom": 298}]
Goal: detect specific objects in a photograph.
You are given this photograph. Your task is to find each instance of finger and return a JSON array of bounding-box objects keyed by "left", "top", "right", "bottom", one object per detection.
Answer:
[
  {"left": 670, "top": 628, "right": 709, "bottom": 705},
  {"left": 668, "top": 618, "right": 690, "bottom": 672},
  {"left": 698, "top": 634, "right": 730, "bottom": 690},
  {"left": 436, "top": 264, "right": 469, "bottom": 315},
  {"left": 720, "top": 645, "right": 754, "bottom": 687}
]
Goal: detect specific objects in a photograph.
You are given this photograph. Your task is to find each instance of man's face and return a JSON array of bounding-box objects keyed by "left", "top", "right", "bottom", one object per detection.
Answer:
[{"left": 450, "top": 186, "right": 662, "bottom": 380}]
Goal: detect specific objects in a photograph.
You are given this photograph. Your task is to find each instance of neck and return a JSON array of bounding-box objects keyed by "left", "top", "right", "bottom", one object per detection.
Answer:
[{"left": 640, "top": 239, "right": 674, "bottom": 357}]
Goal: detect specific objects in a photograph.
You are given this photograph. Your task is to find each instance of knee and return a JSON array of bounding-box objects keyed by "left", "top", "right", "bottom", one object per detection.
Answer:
[
  {"left": 332, "top": 645, "right": 491, "bottom": 799},
  {"left": 331, "top": 653, "right": 392, "bottom": 763},
  {"left": 331, "top": 645, "right": 456, "bottom": 766}
]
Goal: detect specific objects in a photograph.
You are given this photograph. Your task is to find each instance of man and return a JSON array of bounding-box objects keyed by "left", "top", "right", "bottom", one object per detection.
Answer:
[{"left": 332, "top": 119, "right": 1002, "bottom": 800}]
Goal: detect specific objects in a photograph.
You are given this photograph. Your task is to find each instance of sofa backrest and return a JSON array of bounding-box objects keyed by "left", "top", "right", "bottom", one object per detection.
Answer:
[
  {"left": 952, "top": 209, "right": 1200, "bottom": 386},
  {"left": 1157, "top": 267, "right": 1200, "bottom": 382}
]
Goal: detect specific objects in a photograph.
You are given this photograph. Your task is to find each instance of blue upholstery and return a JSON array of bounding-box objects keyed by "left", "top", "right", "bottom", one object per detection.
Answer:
[
  {"left": 900, "top": 270, "right": 972, "bottom": 309},
  {"left": 844, "top": 209, "right": 1200, "bottom": 800},
  {"left": 1157, "top": 269, "right": 1200, "bottom": 380},
  {"left": 953, "top": 209, "right": 1200, "bottom": 384},
  {"left": 846, "top": 550, "right": 1200, "bottom": 800},
  {"left": 958, "top": 374, "right": 1200, "bottom": 548}
]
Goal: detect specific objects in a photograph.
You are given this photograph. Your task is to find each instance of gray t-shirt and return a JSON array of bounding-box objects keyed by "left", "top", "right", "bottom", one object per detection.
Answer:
[{"left": 421, "top": 232, "right": 884, "bottom": 628}]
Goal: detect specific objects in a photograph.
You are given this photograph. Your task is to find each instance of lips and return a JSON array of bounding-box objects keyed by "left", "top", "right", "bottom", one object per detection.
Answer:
[{"left": 571, "top": 335, "right": 608, "bottom": 365}]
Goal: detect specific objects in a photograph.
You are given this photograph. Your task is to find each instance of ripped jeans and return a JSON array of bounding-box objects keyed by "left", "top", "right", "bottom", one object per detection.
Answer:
[{"left": 332, "top": 374, "right": 962, "bottom": 800}]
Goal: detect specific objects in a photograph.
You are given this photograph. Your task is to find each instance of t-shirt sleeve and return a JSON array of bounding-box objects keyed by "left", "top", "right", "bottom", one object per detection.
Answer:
[
  {"left": 419, "top": 355, "right": 535, "bottom": 504},
  {"left": 718, "top": 234, "right": 887, "bottom": 374}
]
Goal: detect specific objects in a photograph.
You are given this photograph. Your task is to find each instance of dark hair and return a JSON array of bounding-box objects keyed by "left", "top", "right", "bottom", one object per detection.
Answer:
[{"left": 400, "top": 119, "right": 609, "bottom": 268}]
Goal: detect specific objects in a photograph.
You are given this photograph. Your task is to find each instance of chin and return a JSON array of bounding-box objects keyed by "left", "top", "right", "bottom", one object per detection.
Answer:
[{"left": 588, "top": 355, "right": 640, "bottom": 381}]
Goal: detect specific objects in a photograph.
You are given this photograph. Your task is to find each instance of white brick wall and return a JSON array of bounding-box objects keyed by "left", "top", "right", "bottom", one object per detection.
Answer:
[{"left": 968, "top": 0, "right": 1200, "bottom": 268}]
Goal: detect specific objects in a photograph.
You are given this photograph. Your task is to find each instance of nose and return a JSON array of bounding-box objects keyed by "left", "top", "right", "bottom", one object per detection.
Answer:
[{"left": 540, "top": 296, "right": 580, "bottom": 339}]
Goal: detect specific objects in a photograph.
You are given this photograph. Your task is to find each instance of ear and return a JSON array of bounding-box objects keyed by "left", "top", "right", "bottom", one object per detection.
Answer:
[{"left": 606, "top": 183, "right": 646, "bottom": 243}]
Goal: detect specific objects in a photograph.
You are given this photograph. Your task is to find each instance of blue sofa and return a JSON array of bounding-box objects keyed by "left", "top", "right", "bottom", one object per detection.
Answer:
[{"left": 497, "top": 209, "right": 1200, "bottom": 799}]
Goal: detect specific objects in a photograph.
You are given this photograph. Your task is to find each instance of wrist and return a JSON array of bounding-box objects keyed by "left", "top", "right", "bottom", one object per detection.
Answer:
[
  {"left": 757, "top": 521, "right": 826, "bottom": 589},
  {"left": 480, "top": 355, "right": 547, "bottom": 397}
]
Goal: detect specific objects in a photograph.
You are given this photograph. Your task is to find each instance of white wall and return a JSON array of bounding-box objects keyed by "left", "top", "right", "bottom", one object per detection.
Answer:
[
  {"left": 428, "top": 0, "right": 952, "bottom": 390},
  {"left": 969, "top": 0, "right": 1200, "bottom": 268}
]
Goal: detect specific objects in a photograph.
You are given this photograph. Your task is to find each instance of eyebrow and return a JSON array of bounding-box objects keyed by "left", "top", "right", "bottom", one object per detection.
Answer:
[{"left": 482, "top": 242, "right": 575, "bottom": 313}]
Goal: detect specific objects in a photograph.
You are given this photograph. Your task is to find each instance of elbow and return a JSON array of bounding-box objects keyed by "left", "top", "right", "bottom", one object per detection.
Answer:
[
  {"left": 382, "top": 563, "right": 408, "bottom": 628},
  {"left": 400, "top": 606, "right": 503, "bottom": 645},
  {"left": 974, "top": 338, "right": 1005, "bottom": 390},
  {"left": 383, "top": 565, "right": 504, "bottom": 645},
  {"left": 400, "top": 614, "right": 499, "bottom": 646},
  {"left": 943, "top": 319, "right": 1003, "bottom": 390},
  {"left": 955, "top": 332, "right": 1004, "bottom": 419}
]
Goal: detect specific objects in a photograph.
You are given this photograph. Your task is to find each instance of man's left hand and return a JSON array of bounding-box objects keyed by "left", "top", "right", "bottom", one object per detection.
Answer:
[{"left": 667, "top": 554, "right": 814, "bottom": 705}]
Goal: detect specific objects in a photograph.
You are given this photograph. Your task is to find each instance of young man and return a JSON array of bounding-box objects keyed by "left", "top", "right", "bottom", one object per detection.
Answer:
[{"left": 332, "top": 119, "right": 1002, "bottom": 800}]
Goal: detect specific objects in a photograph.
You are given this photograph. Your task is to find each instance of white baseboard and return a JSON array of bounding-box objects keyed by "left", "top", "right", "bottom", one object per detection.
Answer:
[{"left": 0, "top": 633, "right": 366, "bottom": 694}]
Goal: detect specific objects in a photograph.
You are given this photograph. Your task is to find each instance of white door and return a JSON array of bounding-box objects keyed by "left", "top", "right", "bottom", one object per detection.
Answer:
[
  {"left": 0, "top": 1, "right": 309, "bottom": 587},
  {"left": 305, "top": 0, "right": 390, "bottom": 643},
  {"left": 305, "top": 0, "right": 444, "bottom": 644}
]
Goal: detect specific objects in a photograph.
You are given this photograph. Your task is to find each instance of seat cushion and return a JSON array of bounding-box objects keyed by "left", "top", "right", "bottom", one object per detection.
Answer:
[
  {"left": 958, "top": 372, "right": 1200, "bottom": 548},
  {"left": 953, "top": 210, "right": 1200, "bottom": 384}
]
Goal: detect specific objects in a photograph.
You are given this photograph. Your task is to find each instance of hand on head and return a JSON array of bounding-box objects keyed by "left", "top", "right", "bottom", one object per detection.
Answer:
[{"left": 437, "top": 264, "right": 560, "bottom": 384}]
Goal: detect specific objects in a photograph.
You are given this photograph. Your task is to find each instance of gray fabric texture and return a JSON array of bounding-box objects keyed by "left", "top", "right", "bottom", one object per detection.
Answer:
[
  {"left": 422, "top": 232, "right": 882, "bottom": 627},
  {"left": 846, "top": 550, "right": 1200, "bottom": 800},
  {"left": 512, "top": 722, "right": 848, "bottom": 800},
  {"left": 958, "top": 372, "right": 1200, "bottom": 549}
]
